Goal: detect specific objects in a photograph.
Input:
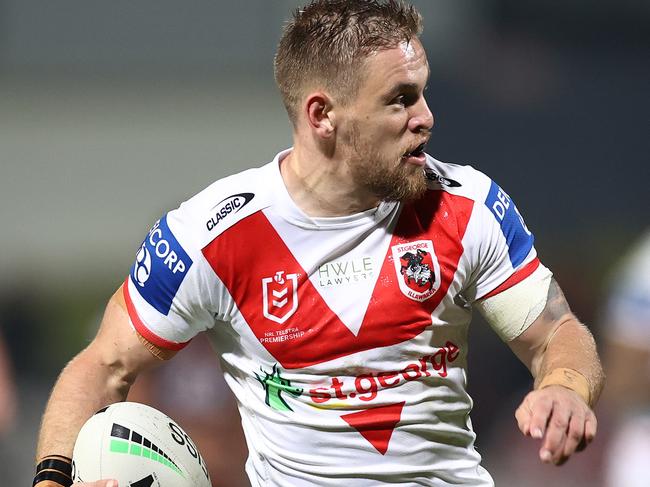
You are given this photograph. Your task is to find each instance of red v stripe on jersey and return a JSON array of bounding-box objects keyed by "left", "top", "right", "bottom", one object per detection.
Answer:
[{"left": 202, "top": 191, "right": 474, "bottom": 369}]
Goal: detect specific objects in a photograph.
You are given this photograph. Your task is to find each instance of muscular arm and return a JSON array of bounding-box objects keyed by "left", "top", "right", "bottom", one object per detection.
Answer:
[
  {"left": 35, "top": 286, "right": 175, "bottom": 483},
  {"left": 507, "top": 278, "right": 605, "bottom": 464}
]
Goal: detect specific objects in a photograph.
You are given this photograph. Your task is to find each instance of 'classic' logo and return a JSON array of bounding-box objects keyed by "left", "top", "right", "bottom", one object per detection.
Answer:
[{"left": 206, "top": 193, "right": 254, "bottom": 231}]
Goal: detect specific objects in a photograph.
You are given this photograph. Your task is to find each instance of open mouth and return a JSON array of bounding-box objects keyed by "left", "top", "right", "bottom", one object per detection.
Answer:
[{"left": 402, "top": 142, "right": 427, "bottom": 160}]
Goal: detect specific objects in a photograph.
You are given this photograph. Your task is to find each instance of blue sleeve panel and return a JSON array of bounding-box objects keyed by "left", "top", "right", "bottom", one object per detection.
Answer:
[
  {"left": 130, "top": 214, "right": 193, "bottom": 315},
  {"left": 484, "top": 180, "right": 535, "bottom": 268}
]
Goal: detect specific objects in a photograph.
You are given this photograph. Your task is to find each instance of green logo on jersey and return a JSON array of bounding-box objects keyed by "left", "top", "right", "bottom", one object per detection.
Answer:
[{"left": 254, "top": 364, "right": 303, "bottom": 412}]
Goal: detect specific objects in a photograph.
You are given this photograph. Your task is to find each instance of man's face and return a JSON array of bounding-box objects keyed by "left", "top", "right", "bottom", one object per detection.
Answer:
[{"left": 338, "top": 38, "right": 434, "bottom": 202}]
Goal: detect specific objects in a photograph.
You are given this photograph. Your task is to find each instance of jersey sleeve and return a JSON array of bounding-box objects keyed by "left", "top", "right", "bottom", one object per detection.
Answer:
[
  {"left": 123, "top": 206, "right": 218, "bottom": 350},
  {"left": 463, "top": 177, "right": 542, "bottom": 303}
]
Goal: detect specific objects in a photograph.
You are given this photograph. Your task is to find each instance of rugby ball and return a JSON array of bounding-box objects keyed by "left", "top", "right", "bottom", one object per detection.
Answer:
[{"left": 72, "top": 402, "right": 212, "bottom": 487}]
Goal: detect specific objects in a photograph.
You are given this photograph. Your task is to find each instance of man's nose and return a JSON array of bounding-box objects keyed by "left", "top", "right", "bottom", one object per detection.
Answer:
[{"left": 408, "top": 98, "right": 434, "bottom": 133}]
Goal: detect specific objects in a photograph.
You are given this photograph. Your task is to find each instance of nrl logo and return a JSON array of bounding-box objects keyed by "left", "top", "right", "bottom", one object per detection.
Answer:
[
  {"left": 262, "top": 271, "right": 299, "bottom": 323},
  {"left": 391, "top": 240, "right": 441, "bottom": 302}
]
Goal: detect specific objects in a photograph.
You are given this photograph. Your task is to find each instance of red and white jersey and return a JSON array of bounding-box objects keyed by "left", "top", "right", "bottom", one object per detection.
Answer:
[{"left": 124, "top": 149, "right": 544, "bottom": 486}]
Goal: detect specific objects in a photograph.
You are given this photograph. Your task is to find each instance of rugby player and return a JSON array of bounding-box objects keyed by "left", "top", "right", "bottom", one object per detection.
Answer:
[{"left": 34, "top": 1, "right": 604, "bottom": 486}]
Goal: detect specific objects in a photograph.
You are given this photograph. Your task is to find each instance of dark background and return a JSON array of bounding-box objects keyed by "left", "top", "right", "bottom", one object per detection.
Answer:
[{"left": 1, "top": 1, "right": 648, "bottom": 484}]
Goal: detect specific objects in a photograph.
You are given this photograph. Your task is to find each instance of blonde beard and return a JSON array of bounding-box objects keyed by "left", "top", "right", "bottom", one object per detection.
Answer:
[{"left": 346, "top": 123, "right": 428, "bottom": 202}]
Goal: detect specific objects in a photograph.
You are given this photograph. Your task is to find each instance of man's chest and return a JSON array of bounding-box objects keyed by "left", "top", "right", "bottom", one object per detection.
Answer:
[{"left": 203, "top": 191, "right": 474, "bottom": 369}]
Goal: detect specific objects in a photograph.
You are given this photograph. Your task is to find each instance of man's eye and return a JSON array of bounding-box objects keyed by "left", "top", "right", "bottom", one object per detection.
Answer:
[
  {"left": 392, "top": 94, "right": 416, "bottom": 107},
  {"left": 393, "top": 95, "right": 410, "bottom": 106}
]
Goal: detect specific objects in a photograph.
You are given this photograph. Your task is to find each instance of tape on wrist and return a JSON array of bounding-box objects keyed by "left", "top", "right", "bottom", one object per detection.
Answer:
[
  {"left": 36, "top": 457, "right": 72, "bottom": 476},
  {"left": 33, "top": 455, "right": 73, "bottom": 487},
  {"left": 537, "top": 368, "right": 591, "bottom": 406},
  {"left": 32, "top": 471, "right": 73, "bottom": 487}
]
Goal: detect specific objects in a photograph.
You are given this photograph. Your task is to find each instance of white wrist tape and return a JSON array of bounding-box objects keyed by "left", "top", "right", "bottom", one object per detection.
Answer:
[{"left": 476, "top": 264, "right": 553, "bottom": 341}]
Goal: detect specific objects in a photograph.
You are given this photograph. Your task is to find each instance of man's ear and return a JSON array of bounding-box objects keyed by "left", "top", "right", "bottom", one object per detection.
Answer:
[{"left": 305, "top": 92, "right": 335, "bottom": 138}]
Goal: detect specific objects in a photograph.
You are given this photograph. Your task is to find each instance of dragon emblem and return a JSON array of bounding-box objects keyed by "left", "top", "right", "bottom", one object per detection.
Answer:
[
  {"left": 400, "top": 249, "right": 435, "bottom": 290},
  {"left": 254, "top": 364, "right": 303, "bottom": 412}
]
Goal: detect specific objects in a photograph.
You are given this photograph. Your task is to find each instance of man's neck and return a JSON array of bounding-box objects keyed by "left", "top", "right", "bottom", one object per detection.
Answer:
[{"left": 280, "top": 146, "right": 381, "bottom": 218}]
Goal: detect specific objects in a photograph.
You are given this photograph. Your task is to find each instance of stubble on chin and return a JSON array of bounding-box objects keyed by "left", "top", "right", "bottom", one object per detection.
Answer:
[
  {"left": 351, "top": 157, "right": 427, "bottom": 202},
  {"left": 346, "top": 123, "right": 428, "bottom": 203}
]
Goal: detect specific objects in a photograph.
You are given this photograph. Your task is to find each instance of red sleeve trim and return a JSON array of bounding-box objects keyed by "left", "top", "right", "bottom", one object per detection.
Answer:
[
  {"left": 481, "top": 258, "right": 541, "bottom": 300},
  {"left": 122, "top": 278, "right": 190, "bottom": 351}
]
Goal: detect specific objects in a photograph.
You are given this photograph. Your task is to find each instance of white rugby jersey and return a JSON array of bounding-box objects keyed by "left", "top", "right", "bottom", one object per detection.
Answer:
[{"left": 124, "top": 149, "right": 545, "bottom": 486}]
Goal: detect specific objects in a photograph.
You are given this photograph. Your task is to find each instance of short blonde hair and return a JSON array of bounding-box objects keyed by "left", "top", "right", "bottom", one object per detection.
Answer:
[{"left": 274, "top": 0, "right": 422, "bottom": 124}]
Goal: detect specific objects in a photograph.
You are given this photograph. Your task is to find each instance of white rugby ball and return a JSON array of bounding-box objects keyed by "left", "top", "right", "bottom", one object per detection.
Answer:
[{"left": 72, "top": 402, "right": 212, "bottom": 487}]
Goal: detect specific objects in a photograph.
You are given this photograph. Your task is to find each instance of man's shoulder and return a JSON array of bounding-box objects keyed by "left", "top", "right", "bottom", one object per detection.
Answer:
[
  {"left": 423, "top": 154, "right": 492, "bottom": 202},
  {"left": 168, "top": 162, "right": 276, "bottom": 249}
]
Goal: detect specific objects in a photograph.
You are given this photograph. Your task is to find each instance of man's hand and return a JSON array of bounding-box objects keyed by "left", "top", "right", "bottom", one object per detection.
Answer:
[{"left": 515, "top": 385, "right": 597, "bottom": 465}]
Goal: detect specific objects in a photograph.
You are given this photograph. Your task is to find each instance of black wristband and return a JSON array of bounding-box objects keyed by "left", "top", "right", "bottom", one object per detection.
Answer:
[
  {"left": 32, "top": 469, "right": 73, "bottom": 487},
  {"left": 35, "top": 457, "right": 73, "bottom": 477}
]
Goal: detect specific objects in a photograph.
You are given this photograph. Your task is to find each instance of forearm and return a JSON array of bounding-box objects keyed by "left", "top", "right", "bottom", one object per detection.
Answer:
[
  {"left": 508, "top": 277, "right": 604, "bottom": 464},
  {"left": 508, "top": 278, "right": 605, "bottom": 408},
  {"left": 534, "top": 318, "right": 605, "bottom": 407},
  {"left": 34, "top": 290, "right": 168, "bottom": 486},
  {"left": 36, "top": 346, "right": 133, "bottom": 461}
]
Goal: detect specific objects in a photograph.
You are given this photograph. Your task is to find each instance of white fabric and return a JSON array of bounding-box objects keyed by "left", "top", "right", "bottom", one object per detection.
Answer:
[
  {"left": 125, "top": 149, "right": 546, "bottom": 486},
  {"left": 476, "top": 264, "right": 553, "bottom": 341}
]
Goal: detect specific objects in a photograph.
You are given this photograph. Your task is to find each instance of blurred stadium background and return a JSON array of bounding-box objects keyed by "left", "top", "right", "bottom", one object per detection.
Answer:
[{"left": 1, "top": 0, "right": 648, "bottom": 485}]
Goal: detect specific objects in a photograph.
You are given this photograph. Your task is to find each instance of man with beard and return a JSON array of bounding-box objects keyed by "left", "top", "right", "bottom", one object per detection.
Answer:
[{"left": 35, "top": 1, "right": 604, "bottom": 486}]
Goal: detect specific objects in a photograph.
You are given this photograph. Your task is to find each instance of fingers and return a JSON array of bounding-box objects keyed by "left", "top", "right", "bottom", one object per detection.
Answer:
[
  {"left": 514, "top": 398, "right": 532, "bottom": 436},
  {"left": 576, "top": 410, "right": 597, "bottom": 452},
  {"left": 515, "top": 393, "right": 552, "bottom": 439},
  {"left": 560, "top": 412, "right": 586, "bottom": 462},
  {"left": 516, "top": 387, "right": 597, "bottom": 465},
  {"left": 527, "top": 395, "right": 554, "bottom": 442},
  {"left": 585, "top": 409, "right": 597, "bottom": 442},
  {"left": 543, "top": 401, "right": 597, "bottom": 464},
  {"left": 538, "top": 399, "right": 570, "bottom": 463}
]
